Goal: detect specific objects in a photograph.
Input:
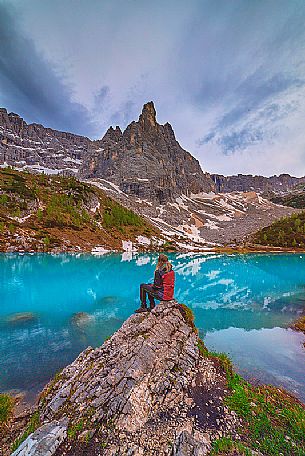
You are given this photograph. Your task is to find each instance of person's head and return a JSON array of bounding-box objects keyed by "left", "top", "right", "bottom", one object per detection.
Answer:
[
  {"left": 163, "top": 261, "right": 173, "bottom": 273},
  {"left": 156, "top": 254, "right": 168, "bottom": 270}
]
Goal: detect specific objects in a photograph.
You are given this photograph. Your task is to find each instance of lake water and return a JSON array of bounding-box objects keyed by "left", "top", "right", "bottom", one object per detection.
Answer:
[{"left": 0, "top": 252, "right": 304, "bottom": 403}]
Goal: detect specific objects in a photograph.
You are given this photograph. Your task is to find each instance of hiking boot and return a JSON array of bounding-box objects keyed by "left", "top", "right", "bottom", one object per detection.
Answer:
[{"left": 135, "top": 306, "right": 149, "bottom": 313}]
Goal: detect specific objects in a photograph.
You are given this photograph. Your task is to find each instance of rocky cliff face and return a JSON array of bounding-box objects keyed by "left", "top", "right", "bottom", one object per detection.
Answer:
[
  {"left": 212, "top": 173, "right": 305, "bottom": 194},
  {"left": 9, "top": 301, "right": 240, "bottom": 456},
  {"left": 81, "top": 102, "right": 214, "bottom": 203},
  {"left": 0, "top": 108, "right": 95, "bottom": 175}
]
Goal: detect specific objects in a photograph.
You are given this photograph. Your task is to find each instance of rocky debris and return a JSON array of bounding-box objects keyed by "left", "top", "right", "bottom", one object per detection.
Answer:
[
  {"left": 212, "top": 173, "right": 305, "bottom": 194},
  {"left": 9, "top": 301, "right": 241, "bottom": 455},
  {"left": 88, "top": 179, "right": 298, "bottom": 246},
  {"left": 81, "top": 102, "right": 214, "bottom": 203},
  {"left": 10, "top": 419, "right": 68, "bottom": 456}
]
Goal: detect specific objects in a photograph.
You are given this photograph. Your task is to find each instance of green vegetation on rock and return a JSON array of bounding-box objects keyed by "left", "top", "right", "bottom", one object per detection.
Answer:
[
  {"left": 210, "top": 436, "right": 251, "bottom": 455},
  {"left": 253, "top": 212, "right": 305, "bottom": 248},
  {"left": 195, "top": 334, "right": 305, "bottom": 455},
  {"left": 0, "top": 168, "right": 156, "bottom": 251},
  {"left": 205, "top": 350, "right": 305, "bottom": 455},
  {"left": 178, "top": 303, "right": 197, "bottom": 333},
  {"left": 11, "top": 411, "right": 40, "bottom": 452},
  {"left": 103, "top": 198, "right": 144, "bottom": 229},
  {"left": 67, "top": 419, "right": 84, "bottom": 440},
  {"left": 0, "top": 393, "right": 14, "bottom": 424}
]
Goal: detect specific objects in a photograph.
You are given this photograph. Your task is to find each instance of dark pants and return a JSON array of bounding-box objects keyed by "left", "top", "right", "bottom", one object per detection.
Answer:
[{"left": 140, "top": 283, "right": 163, "bottom": 309}]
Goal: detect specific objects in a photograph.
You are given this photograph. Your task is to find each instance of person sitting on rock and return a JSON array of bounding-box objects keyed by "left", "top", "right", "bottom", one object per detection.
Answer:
[{"left": 135, "top": 254, "right": 175, "bottom": 313}]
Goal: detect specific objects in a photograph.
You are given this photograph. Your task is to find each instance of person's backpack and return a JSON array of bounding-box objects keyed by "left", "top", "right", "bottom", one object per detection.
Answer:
[{"left": 162, "top": 270, "right": 175, "bottom": 300}]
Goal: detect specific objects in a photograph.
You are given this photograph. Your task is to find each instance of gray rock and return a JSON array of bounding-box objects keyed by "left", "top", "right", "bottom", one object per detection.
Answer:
[
  {"left": 11, "top": 419, "right": 68, "bottom": 456},
  {"left": 10, "top": 301, "right": 240, "bottom": 455},
  {"left": 173, "top": 430, "right": 210, "bottom": 456}
]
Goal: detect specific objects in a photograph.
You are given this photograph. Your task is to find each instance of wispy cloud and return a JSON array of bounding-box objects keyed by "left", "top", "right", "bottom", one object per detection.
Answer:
[{"left": 0, "top": 2, "right": 97, "bottom": 135}]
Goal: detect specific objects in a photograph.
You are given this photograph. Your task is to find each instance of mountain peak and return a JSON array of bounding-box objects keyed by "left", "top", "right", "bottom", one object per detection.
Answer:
[{"left": 139, "top": 101, "right": 157, "bottom": 127}]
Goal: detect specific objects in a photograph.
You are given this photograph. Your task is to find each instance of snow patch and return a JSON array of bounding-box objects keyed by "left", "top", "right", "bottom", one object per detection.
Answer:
[
  {"left": 91, "top": 246, "right": 110, "bottom": 256},
  {"left": 136, "top": 235, "right": 151, "bottom": 246}
]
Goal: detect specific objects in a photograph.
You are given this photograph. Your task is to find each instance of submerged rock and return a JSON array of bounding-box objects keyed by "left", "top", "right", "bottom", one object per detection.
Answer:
[
  {"left": 7, "top": 312, "right": 38, "bottom": 325},
  {"left": 70, "top": 312, "right": 93, "bottom": 328},
  {"left": 99, "top": 295, "right": 120, "bottom": 305}
]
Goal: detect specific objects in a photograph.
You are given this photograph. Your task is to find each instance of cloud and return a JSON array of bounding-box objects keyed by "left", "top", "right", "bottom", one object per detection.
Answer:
[
  {"left": 0, "top": 2, "right": 96, "bottom": 136},
  {"left": 1, "top": 0, "right": 305, "bottom": 175}
]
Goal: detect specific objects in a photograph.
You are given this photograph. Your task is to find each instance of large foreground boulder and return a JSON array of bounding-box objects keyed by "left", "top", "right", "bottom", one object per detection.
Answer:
[{"left": 11, "top": 301, "right": 240, "bottom": 455}]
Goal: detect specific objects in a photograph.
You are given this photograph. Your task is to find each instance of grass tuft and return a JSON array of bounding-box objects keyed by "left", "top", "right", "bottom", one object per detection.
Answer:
[
  {"left": 11, "top": 411, "right": 40, "bottom": 452},
  {"left": 0, "top": 394, "right": 14, "bottom": 424},
  {"left": 67, "top": 419, "right": 85, "bottom": 439},
  {"left": 210, "top": 436, "right": 252, "bottom": 455}
]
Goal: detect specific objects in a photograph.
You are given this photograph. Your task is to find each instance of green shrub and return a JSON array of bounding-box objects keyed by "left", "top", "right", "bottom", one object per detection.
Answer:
[
  {"left": 43, "top": 235, "right": 51, "bottom": 250},
  {"left": 0, "top": 194, "right": 8, "bottom": 205},
  {"left": 45, "top": 194, "right": 88, "bottom": 228},
  {"left": 36, "top": 209, "right": 43, "bottom": 222},
  {"left": 8, "top": 223, "right": 16, "bottom": 233}
]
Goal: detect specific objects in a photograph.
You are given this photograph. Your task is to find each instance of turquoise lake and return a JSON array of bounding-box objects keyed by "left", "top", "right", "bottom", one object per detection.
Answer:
[{"left": 0, "top": 252, "right": 304, "bottom": 403}]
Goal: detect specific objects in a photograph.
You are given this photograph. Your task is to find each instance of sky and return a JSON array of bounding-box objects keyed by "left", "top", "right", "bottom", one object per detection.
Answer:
[{"left": 1, "top": 0, "right": 305, "bottom": 176}]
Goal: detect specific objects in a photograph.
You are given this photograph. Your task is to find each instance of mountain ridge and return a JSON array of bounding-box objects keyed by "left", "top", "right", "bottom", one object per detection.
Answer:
[{"left": 1, "top": 102, "right": 304, "bottom": 196}]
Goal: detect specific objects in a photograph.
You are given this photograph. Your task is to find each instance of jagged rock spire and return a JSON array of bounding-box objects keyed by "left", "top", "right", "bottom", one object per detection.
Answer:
[{"left": 138, "top": 101, "right": 157, "bottom": 128}]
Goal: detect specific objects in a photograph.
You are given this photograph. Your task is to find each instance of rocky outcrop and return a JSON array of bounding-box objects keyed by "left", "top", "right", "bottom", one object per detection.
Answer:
[
  {"left": 81, "top": 102, "right": 215, "bottom": 203},
  {"left": 10, "top": 301, "right": 240, "bottom": 455},
  {"left": 212, "top": 173, "right": 305, "bottom": 194}
]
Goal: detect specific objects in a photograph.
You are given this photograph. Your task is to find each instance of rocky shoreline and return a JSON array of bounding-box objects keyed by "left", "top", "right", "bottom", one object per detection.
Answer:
[{"left": 1, "top": 301, "right": 304, "bottom": 456}]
